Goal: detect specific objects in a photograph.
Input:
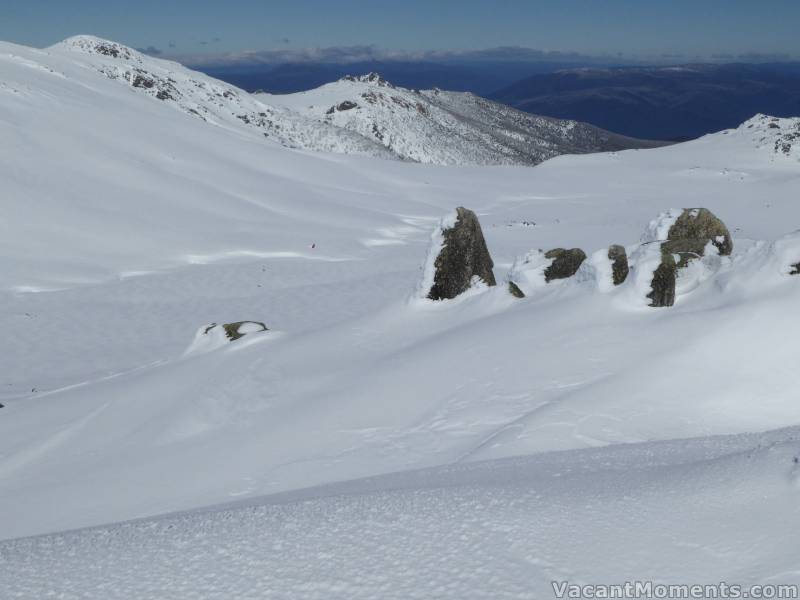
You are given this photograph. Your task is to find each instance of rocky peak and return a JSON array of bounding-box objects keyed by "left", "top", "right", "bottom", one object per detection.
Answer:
[
  {"left": 341, "top": 73, "right": 394, "bottom": 88},
  {"left": 55, "top": 36, "right": 141, "bottom": 63}
]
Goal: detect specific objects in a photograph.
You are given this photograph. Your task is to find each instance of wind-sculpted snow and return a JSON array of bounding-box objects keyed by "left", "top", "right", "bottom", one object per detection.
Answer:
[
  {"left": 3, "top": 428, "right": 800, "bottom": 599},
  {"left": 261, "top": 74, "right": 665, "bottom": 165}
]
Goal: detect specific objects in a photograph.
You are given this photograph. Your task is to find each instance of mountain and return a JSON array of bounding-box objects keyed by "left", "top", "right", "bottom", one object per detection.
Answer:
[
  {"left": 49, "top": 36, "right": 393, "bottom": 158},
  {"left": 492, "top": 62, "right": 800, "bottom": 140},
  {"left": 3, "top": 34, "right": 800, "bottom": 596},
  {"left": 41, "top": 37, "right": 660, "bottom": 167},
  {"left": 198, "top": 59, "right": 591, "bottom": 96},
  {"left": 260, "top": 73, "right": 665, "bottom": 165}
]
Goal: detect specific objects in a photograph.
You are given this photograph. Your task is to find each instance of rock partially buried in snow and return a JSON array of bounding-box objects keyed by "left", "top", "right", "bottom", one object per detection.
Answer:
[
  {"left": 508, "top": 281, "right": 525, "bottom": 298},
  {"left": 608, "top": 244, "right": 629, "bottom": 286},
  {"left": 507, "top": 247, "right": 586, "bottom": 297},
  {"left": 647, "top": 250, "right": 678, "bottom": 308},
  {"left": 185, "top": 321, "right": 269, "bottom": 356},
  {"left": 643, "top": 208, "right": 732, "bottom": 307},
  {"left": 543, "top": 248, "right": 587, "bottom": 282},
  {"left": 217, "top": 321, "right": 269, "bottom": 341},
  {"left": 422, "top": 207, "right": 496, "bottom": 300},
  {"left": 666, "top": 208, "right": 732, "bottom": 257}
]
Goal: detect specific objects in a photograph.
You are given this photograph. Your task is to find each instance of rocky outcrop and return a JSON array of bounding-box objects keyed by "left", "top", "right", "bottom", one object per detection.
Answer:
[
  {"left": 646, "top": 250, "right": 678, "bottom": 307},
  {"left": 665, "top": 208, "right": 732, "bottom": 257},
  {"left": 608, "top": 245, "right": 629, "bottom": 285},
  {"left": 424, "top": 207, "right": 496, "bottom": 300},
  {"left": 204, "top": 321, "right": 269, "bottom": 341},
  {"left": 644, "top": 208, "right": 732, "bottom": 307},
  {"left": 543, "top": 248, "right": 586, "bottom": 282},
  {"left": 508, "top": 281, "right": 525, "bottom": 298}
]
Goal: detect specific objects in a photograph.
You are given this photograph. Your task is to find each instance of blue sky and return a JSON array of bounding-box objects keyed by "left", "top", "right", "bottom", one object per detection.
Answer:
[{"left": 3, "top": 0, "right": 799, "bottom": 62}]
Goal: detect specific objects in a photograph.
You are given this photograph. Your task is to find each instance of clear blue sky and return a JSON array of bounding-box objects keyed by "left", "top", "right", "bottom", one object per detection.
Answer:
[{"left": 3, "top": 0, "right": 799, "bottom": 60}]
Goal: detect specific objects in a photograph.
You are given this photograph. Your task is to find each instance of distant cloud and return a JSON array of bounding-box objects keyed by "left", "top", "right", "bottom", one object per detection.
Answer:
[
  {"left": 181, "top": 44, "right": 609, "bottom": 67},
  {"left": 136, "top": 45, "right": 163, "bottom": 56},
  {"left": 735, "top": 52, "right": 792, "bottom": 62},
  {"left": 171, "top": 43, "right": 799, "bottom": 68},
  {"left": 168, "top": 41, "right": 176, "bottom": 49}
]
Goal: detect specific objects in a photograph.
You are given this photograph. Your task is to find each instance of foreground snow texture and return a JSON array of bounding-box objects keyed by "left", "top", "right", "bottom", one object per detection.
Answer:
[
  {"left": 4, "top": 427, "right": 800, "bottom": 599},
  {"left": 3, "top": 36, "right": 800, "bottom": 597}
]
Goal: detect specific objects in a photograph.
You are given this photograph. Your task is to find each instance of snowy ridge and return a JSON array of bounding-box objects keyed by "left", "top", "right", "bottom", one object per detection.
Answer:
[
  {"left": 260, "top": 73, "right": 666, "bottom": 165},
  {"left": 731, "top": 113, "right": 800, "bottom": 160},
  {"left": 49, "top": 36, "right": 393, "bottom": 157}
]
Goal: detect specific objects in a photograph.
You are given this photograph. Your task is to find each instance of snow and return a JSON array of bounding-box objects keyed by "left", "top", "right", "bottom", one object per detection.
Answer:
[
  {"left": 2, "top": 35, "right": 800, "bottom": 596},
  {"left": 3, "top": 427, "right": 800, "bottom": 599},
  {"left": 260, "top": 75, "right": 663, "bottom": 165},
  {"left": 640, "top": 208, "right": 682, "bottom": 242}
]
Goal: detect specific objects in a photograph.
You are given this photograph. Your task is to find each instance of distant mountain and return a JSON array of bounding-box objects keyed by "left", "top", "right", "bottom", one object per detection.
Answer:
[
  {"left": 260, "top": 73, "right": 665, "bottom": 166},
  {"left": 491, "top": 63, "right": 800, "bottom": 140},
  {"left": 42, "top": 37, "right": 661, "bottom": 167},
  {"left": 197, "top": 61, "right": 599, "bottom": 96}
]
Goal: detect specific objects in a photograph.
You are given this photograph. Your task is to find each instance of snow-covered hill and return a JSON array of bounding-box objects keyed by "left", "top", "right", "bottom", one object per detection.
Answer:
[
  {"left": 45, "top": 36, "right": 394, "bottom": 157},
  {"left": 20, "top": 36, "right": 659, "bottom": 167},
  {"left": 261, "top": 73, "right": 665, "bottom": 165},
  {"left": 3, "top": 34, "right": 800, "bottom": 597}
]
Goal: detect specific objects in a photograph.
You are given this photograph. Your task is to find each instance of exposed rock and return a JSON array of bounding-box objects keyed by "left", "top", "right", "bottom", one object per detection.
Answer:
[
  {"left": 608, "top": 244, "right": 629, "bottom": 285},
  {"left": 790, "top": 263, "right": 800, "bottom": 275},
  {"left": 425, "top": 207, "right": 496, "bottom": 300},
  {"left": 326, "top": 100, "right": 358, "bottom": 114},
  {"left": 543, "top": 248, "right": 587, "bottom": 282},
  {"left": 666, "top": 208, "right": 732, "bottom": 256},
  {"left": 647, "top": 250, "right": 678, "bottom": 307},
  {"left": 508, "top": 281, "right": 525, "bottom": 298},
  {"left": 203, "top": 321, "right": 269, "bottom": 342},
  {"left": 643, "top": 208, "right": 732, "bottom": 307},
  {"left": 0, "top": 403, "right": 4, "bottom": 409},
  {"left": 222, "top": 321, "right": 268, "bottom": 341}
]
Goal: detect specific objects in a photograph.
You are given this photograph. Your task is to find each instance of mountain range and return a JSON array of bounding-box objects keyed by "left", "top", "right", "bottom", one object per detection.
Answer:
[
  {"left": 204, "top": 60, "right": 800, "bottom": 142},
  {"left": 491, "top": 63, "right": 800, "bottom": 140}
]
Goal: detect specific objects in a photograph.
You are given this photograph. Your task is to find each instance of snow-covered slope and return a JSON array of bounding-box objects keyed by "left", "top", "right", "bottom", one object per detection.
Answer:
[
  {"left": 262, "top": 73, "right": 665, "bottom": 165},
  {"left": 3, "top": 35, "right": 800, "bottom": 595},
  {"left": 46, "top": 36, "right": 393, "bottom": 157},
  {"left": 4, "top": 427, "right": 800, "bottom": 599}
]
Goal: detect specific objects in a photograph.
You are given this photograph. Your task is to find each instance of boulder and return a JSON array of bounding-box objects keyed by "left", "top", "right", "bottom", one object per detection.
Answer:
[
  {"left": 425, "top": 207, "right": 496, "bottom": 300},
  {"left": 221, "top": 321, "right": 268, "bottom": 341},
  {"left": 646, "top": 250, "right": 678, "bottom": 307},
  {"left": 608, "top": 244, "right": 629, "bottom": 285},
  {"left": 203, "top": 321, "right": 269, "bottom": 342},
  {"left": 667, "top": 208, "right": 732, "bottom": 256},
  {"left": 508, "top": 281, "right": 525, "bottom": 298},
  {"left": 543, "top": 248, "right": 586, "bottom": 282},
  {"left": 644, "top": 208, "right": 732, "bottom": 307}
]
